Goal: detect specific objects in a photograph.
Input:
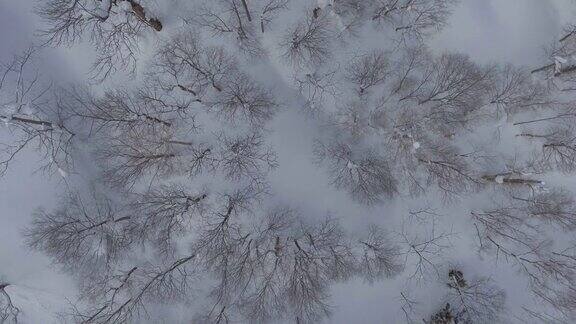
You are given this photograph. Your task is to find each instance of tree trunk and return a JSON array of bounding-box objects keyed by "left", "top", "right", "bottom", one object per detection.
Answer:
[
  {"left": 240, "top": 0, "right": 252, "bottom": 21},
  {"left": 127, "top": 0, "right": 163, "bottom": 31}
]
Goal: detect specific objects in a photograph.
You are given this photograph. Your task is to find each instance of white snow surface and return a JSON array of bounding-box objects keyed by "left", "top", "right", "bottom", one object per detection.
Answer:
[{"left": 2, "top": 0, "right": 576, "bottom": 323}]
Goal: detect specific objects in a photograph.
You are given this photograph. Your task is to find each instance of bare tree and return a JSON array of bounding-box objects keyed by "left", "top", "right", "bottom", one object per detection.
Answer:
[
  {"left": 331, "top": 0, "right": 371, "bottom": 38},
  {"left": 280, "top": 11, "right": 334, "bottom": 67},
  {"left": 0, "top": 48, "right": 75, "bottom": 176},
  {"left": 155, "top": 35, "right": 278, "bottom": 125},
  {"left": 293, "top": 66, "right": 340, "bottom": 114},
  {"left": 471, "top": 189, "right": 542, "bottom": 248},
  {"left": 186, "top": 198, "right": 404, "bottom": 323},
  {"left": 517, "top": 187, "right": 576, "bottom": 230},
  {"left": 269, "top": 215, "right": 353, "bottom": 322},
  {"left": 238, "top": 210, "right": 355, "bottom": 323},
  {"left": 206, "top": 72, "right": 278, "bottom": 127},
  {"left": 59, "top": 85, "right": 202, "bottom": 188},
  {"left": 62, "top": 86, "right": 204, "bottom": 189},
  {"left": 16, "top": 1, "right": 575, "bottom": 322},
  {"left": 414, "top": 138, "right": 480, "bottom": 200},
  {"left": 0, "top": 283, "right": 19, "bottom": 323},
  {"left": 477, "top": 234, "right": 576, "bottom": 319},
  {"left": 356, "top": 224, "right": 403, "bottom": 282},
  {"left": 374, "top": 49, "right": 494, "bottom": 133},
  {"left": 314, "top": 140, "right": 397, "bottom": 204},
  {"left": 154, "top": 33, "right": 236, "bottom": 97},
  {"left": 398, "top": 221, "right": 454, "bottom": 283},
  {"left": 398, "top": 291, "right": 420, "bottom": 323},
  {"left": 472, "top": 190, "right": 576, "bottom": 318},
  {"left": 388, "top": 44, "right": 431, "bottom": 99},
  {"left": 333, "top": 0, "right": 369, "bottom": 20},
  {"left": 371, "top": 0, "right": 457, "bottom": 39},
  {"left": 370, "top": 46, "right": 498, "bottom": 137},
  {"left": 193, "top": 184, "right": 267, "bottom": 310},
  {"left": 332, "top": 99, "right": 374, "bottom": 139},
  {"left": 518, "top": 126, "right": 576, "bottom": 173},
  {"left": 489, "top": 64, "right": 550, "bottom": 116},
  {"left": 413, "top": 53, "right": 494, "bottom": 127},
  {"left": 521, "top": 306, "right": 573, "bottom": 324},
  {"left": 191, "top": 0, "right": 262, "bottom": 55},
  {"left": 60, "top": 86, "right": 191, "bottom": 136},
  {"left": 127, "top": 184, "right": 209, "bottom": 255},
  {"left": 345, "top": 50, "right": 390, "bottom": 95},
  {"left": 198, "top": 0, "right": 291, "bottom": 36},
  {"left": 96, "top": 126, "right": 192, "bottom": 189},
  {"left": 197, "top": 205, "right": 359, "bottom": 323},
  {"left": 76, "top": 254, "right": 196, "bottom": 324},
  {"left": 38, "top": 0, "right": 163, "bottom": 81},
  {"left": 442, "top": 269, "right": 506, "bottom": 323},
  {"left": 259, "top": 0, "right": 290, "bottom": 33},
  {"left": 216, "top": 131, "right": 278, "bottom": 181},
  {"left": 24, "top": 190, "right": 132, "bottom": 276},
  {"left": 532, "top": 26, "right": 576, "bottom": 89},
  {"left": 426, "top": 303, "right": 455, "bottom": 324},
  {"left": 380, "top": 128, "right": 478, "bottom": 200}
]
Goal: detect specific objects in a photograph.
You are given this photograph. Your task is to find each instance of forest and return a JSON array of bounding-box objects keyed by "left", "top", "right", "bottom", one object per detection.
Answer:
[{"left": 2, "top": 0, "right": 576, "bottom": 323}]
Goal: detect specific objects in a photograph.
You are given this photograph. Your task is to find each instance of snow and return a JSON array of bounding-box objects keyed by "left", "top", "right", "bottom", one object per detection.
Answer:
[
  {"left": 555, "top": 56, "right": 567, "bottom": 74},
  {"left": 19, "top": 102, "right": 34, "bottom": 115},
  {"left": 118, "top": 0, "right": 132, "bottom": 13},
  {"left": 57, "top": 167, "right": 67, "bottom": 178},
  {"left": 6, "top": 285, "right": 69, "bottom": 324},
  {"left": 316, "top": 0, "right": 331, "bottom": 7},
  {"left": 1, "top": 103, "right": 17, "bottom": 117},
  {"left": 347, "top": 160, "right": 358, "bottom": 169},
  {"left": 1, "top": 115, "right": 12, "bottom": 125},
  {"left": 2, "top": 0, "right": 576, "bottom": 323}
]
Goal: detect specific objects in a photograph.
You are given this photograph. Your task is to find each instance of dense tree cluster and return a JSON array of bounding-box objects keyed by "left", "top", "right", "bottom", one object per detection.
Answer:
[{"left": 3, "top": 0, "right": 576, "bottom": 323}]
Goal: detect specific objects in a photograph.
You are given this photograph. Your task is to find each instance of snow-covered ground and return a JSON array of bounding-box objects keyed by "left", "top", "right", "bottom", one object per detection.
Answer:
[{"left": 2, "top": 0, "right": 576, "bottom": 323}]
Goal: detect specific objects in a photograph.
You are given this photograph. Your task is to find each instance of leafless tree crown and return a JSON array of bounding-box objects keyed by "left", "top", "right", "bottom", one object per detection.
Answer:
[
  {"left": 38, "top": 0, "right": 163, "bottom": 80},
  {"left": 7, "top": 0, "right": 576, "bottom": 322}
]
